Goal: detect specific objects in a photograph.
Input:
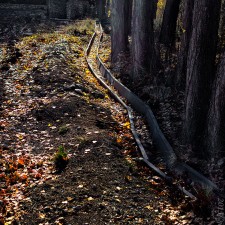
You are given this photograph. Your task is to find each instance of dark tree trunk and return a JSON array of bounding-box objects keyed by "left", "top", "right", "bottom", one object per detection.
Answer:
[
  {"left": 111, "top": 0, "right": 129, "bottom": 63},
  {"left": 126, "top": 0, "right": 133, "bottom": 36},
  {"left": 184, "top": 0, "right": 221, "bottom": 156},
  {"left": 152, "top": 0, "right": 158, "bottom": 20},
  {"left": 132, "top": 0, "right": 155, "bottom": 79},
  {"left": 176, "top": 0, "right": 194, "bottom": 88},
  {"left": 207, "top": 53, "right": 225, "bottom": 158},
  {"left": 105, "top": 0, "right": 111, "bottom": 18},
  {"left": 159, "top": 0, "right": 181, "bottom": 47},
  {"left": 96, "top": 0, "right": 106, "bottom": 21},
  {"left": 220, "top": 0, "right": 225, "bottom": 51}
]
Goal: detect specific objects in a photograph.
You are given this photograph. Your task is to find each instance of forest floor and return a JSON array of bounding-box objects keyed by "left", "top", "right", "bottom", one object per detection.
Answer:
[
  {"left": 0, "top": 18, "right": 216, "bottom": 225},
  {"left": 99, "top": 25, "right": 225, "bottom": 190}
]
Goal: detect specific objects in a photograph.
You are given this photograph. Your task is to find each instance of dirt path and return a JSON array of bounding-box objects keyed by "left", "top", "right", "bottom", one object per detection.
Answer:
[{"left": 0, "top": 19, "right": 202, "bottom": 225}]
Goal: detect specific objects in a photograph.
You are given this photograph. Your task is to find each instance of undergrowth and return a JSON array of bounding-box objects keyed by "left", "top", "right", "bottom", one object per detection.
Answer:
[{"left": 53, "top": 146, "right": 69, "bottom": 172}]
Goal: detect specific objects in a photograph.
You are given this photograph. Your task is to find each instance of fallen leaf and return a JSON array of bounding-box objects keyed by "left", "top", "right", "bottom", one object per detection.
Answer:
[
  {"left": 39, "top": 213, "right": 46, "bottom": 219},
  {"left": 87, "top": 197, "right": 94, "bottom": 201}
]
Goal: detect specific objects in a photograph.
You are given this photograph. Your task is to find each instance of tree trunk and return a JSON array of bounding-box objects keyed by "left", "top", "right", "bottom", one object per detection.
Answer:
[
  {"left": 96, "top": 0, "right": 106, "bottom": 21},
  {"left": 105, "top": 0, "right": 111, "bottom": 18},
  {"left": 152, "top": 0, "right": 158, "bottom": 20},
  {"left": 184, "top": 0, "right": 221, "bottom": 156},
  {"left": 127, "top": 0, "right": 133, "bottom": 36},
  {"left": 207, "top": 53, "right": 225, "bottom": 158},
  {"left": 219, "top": 0, "right": 225, "bottom": 51},
  {"left": 159, "top": 0, "right": 181, "bottom": 47},
  {"left": 176, "top": 0, "right": 194, "bottom": 88},
  {"left": 132, "top": 0, "right": 155, "bottom": 79},
  {"left": 111, "top": 0, "right": 129, "bottom": 63}
]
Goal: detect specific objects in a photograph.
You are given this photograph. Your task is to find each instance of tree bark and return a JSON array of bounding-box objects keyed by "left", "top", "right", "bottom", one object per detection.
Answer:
[
  {"left": 152, "top": 0, "right": 158, "bottom": 20},
  {"left": 96, "top": 0, "right": 106, "bottom": 21},
  {"left": 105, "top": 0, "right": 111, "bottom": 18},
  {"left": 111, "top": 0, "right": 129, "bottom": 63},
  {"left": 176, "top": 0, "right": 194, "bottom": 88},
  {"left": 126, "top": 0, "right": 133, "bottom": 36},
  {"left": 132, "top": 0, "right": 155, "bottom": 79},
  {"left": 207, "top": 53, "right": 225, "bottom": 158},
  {"left": 220, "top": 0, "right": 225, "bottom": 51},
  {"left": 159, "top": 0, "right": 181, "bottom": 47},
  {"left": 184, "top": 0, "right": 221, "bottom": 156}
]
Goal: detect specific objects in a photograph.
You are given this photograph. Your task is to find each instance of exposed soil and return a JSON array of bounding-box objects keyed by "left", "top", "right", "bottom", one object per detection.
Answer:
[{"left": 0, "top": 18, "right": 217, "bottom": 225}]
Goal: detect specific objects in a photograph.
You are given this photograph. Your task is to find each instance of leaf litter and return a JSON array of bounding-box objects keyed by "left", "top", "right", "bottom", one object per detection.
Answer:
[{"left": 0, "top": 18, "right": 206, "bottom": 225}]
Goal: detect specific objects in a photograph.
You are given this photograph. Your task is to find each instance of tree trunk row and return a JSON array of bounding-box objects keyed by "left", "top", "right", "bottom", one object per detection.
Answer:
[
  {"left": 131, "top": 0, "right": 155, "bottom": 79},
  {"left": 111, "top": 0, "right": 130, "bottom": 63},
  {"left": 110, "top": 0, "right": 224, "bottom": 160},
  {"left": 159, "top": 0, "right": 181, "bottom": 47},
  {"left": 184, "top": 0, "right": 221, "bottom": 157}
]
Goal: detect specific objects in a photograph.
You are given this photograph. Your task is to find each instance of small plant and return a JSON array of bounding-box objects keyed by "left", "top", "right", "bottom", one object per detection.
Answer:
[{"left": 53, "top": 146, "right": 69, "bottom": 171}]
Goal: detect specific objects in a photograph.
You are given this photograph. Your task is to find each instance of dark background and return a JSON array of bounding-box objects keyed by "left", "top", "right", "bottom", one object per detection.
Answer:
[{"left": 0, "top": 0, "right": 46, "bottom": 4}]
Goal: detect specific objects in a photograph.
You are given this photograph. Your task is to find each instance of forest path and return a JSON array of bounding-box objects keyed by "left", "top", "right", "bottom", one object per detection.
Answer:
[{"left": 0, "top": 19, "right": 196, "bottom": 225}]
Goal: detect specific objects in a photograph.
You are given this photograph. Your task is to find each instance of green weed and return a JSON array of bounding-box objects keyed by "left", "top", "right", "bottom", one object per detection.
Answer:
[{"left": 53, "top": 146, "right": 69, "bottom": 171}]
